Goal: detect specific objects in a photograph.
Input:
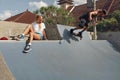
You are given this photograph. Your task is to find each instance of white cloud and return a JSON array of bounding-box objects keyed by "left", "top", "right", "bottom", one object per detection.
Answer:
[
  {"left": 73, "top": 0, "right": 86, "bottom": 5},
  {"left": 29, "top": 1, "right": 48, "bottom": 10},
  {"left": 53, "top": 0, "right": 60, "bottom": 8},
  {"left": 0, "top": 10, "right": 12, "bottom": 20},
  {"left": 73, "top": 0, "right": 98, "bottom": 5}
]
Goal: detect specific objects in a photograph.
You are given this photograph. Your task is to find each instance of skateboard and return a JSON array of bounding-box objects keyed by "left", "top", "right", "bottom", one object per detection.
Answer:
[{"left": 69, "top": 29, "right": 82, "bottom": 40}]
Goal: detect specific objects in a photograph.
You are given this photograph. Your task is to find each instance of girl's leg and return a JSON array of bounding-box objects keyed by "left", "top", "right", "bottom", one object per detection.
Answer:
[
  {"left": 18, "top": 25, "right": 33, "bottom": 40},
  {"left": 23, "top": 25, "right": 33, "bottom": 35},
  {"left": 24, "top": 32, "right": 40, "bottom": 52},
  {"left": 29, "top": 32, "right": 41, "bottom": 44}
]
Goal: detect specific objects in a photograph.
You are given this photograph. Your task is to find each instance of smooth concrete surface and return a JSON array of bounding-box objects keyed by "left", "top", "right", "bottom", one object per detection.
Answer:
[{"left": 0, "top": 25, "right": 120, "bottom": 80}]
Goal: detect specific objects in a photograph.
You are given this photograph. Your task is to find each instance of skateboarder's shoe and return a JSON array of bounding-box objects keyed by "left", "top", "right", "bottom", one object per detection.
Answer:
[
  {"left": 23, "top": 45, "right": 32, "bottom": 53},
  {"left": 79, "top": 32, "right": 83, "bottom": 40},
  {"left": 76, "top": 32, "right": 83, "bottom": 40},
  {"left": 70, "top": 29, "right": 74, "bottom": 34},
  {"left": 17, "top": 34, "right": 24, "bottom": 41}
]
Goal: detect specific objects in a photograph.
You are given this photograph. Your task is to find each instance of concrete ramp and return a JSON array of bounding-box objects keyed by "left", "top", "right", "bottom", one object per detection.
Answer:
[
  {"left": 0, "top": 25, "right": 120, "bottom": 80},
  {"left": 0, "top": 53, "right": 15, "bottom": 80},
  {"left": 57, "top": 24, "right": 90, "bottom": 43}
]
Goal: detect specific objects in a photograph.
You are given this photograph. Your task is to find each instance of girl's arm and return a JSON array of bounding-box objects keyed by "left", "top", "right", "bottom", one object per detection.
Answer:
[{"left": 43, "top": 29, "right": 47, "bottom": 40}]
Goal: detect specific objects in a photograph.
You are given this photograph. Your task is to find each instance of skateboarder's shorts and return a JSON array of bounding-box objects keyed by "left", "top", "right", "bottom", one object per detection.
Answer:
[{"left": 79, "top": 19, "right": 89, "bottom": 28}]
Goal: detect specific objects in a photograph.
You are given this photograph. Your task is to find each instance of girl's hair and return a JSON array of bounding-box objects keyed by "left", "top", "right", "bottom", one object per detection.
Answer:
[{"left": 36, "top": 15, "right": 42, "bottom": 20}]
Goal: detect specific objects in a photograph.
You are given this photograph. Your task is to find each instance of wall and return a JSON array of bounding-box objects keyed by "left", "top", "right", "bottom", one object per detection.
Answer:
[
  {"left": 0, "top": 21, "right": 27, "bottom": 39},
  {"left": 97, "top": 32, "right": 120, "bottom": 48}
]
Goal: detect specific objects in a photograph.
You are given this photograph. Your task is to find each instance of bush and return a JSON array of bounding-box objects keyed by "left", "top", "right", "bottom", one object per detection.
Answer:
[
  {"left": 98, "top": 18, "right": 117, "bottom": 31},
  {"left": 96, "top": 17, "right": 118, "bottom": 32},
  {"left": 88, "top": 10, "right": 120, "bottom": 32},
  {"left": 112, "top": 10, "right": 120, "bottom": 23}
]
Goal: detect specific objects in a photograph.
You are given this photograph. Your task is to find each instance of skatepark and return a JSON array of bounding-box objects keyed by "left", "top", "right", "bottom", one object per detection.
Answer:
[{"left": 0, "top": 25, "right": 120, "bottom": 80}]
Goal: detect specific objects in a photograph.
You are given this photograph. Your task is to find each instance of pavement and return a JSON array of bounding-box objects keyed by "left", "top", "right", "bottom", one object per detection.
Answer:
[
  {"left": 0, "top": 53, "right": 15, "bottom": 80},
  {"left": 0, "top": 24, "right": 120, "bottom": 80}
]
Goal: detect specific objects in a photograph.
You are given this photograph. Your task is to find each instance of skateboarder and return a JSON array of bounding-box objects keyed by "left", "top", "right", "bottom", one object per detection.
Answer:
[
  {"left": 17, "top": 15, "right": 47, "bottom": 53},
  {"left": 70, "top": 9, "right": 106, "bottom": 40}
]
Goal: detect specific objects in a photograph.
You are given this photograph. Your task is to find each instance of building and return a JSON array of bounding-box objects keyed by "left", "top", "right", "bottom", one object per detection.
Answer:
[
  {"left": 58, "top": 0, "right": 73, "bottom": 9},
  {"left": 5, "top": 10, "right": 36, "bottom": 24},
  {"left": 58, "top": 0, "right": 120, "bottom": 25},
  {"left": 5, "top": 0, "right": 120, "bottom": 25}
]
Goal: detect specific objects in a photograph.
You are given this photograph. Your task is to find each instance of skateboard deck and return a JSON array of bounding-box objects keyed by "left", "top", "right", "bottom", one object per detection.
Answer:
[{"left": 69, "top": 29, "right": 82, "bottom": 40}]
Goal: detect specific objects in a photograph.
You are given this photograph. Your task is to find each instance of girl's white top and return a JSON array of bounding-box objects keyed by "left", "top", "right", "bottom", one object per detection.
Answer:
[{"left": 32, "top": 22, "right": 46, "bottom": 36}]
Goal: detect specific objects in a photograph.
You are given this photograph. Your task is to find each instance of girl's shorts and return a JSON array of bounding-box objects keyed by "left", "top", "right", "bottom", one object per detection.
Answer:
[{"left": 35, "top": 32, "right": 43, "bottom": 40}]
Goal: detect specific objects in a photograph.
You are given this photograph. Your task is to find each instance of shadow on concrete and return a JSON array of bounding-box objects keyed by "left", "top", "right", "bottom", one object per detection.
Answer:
[
  {"left": 108, "top": 40, "right": 120, "bottom": 53},
  {"left": 62, "top": 29, "right": 79, "bottom": 44}
]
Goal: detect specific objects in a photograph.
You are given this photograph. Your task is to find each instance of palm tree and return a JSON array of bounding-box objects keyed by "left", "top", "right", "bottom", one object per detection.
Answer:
[
  {"left": 33, "top": 9, "right": 40, "bottom": 14},
  {"left": 33, "top": 6, "right": 75, "bottom": 26}
]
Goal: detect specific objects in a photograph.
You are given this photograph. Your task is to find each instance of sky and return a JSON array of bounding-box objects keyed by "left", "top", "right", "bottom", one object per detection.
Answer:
[{"left": 0, "top": 0, "right": 87, "bottom": 20}]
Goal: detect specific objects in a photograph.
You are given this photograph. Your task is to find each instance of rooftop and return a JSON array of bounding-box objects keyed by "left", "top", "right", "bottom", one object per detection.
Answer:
[{"left": 4, "top": 10, "right": 36, "bottom": 24}]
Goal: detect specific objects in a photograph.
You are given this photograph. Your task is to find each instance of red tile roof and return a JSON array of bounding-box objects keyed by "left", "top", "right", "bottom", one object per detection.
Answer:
[
  {"left": 5, "top": 10, "right": 36, "bottom": 24},
  {"left": 58, "top": 0, "right": 73, "bottom": 5}
]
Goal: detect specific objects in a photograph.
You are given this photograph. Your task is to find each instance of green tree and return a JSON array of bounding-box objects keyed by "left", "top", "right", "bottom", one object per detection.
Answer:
[
  {"left": 96, "top": 18, "right": 118, "bottom": 32},
  {"left": 33, "top": 9, "right": 40, "bottom": 14},
  {"left": 90, "top": 10, "right": 120, "bottom": 32},
  {"left": 112, "top": 10, "right": 120, "bottom": 23},
  {"left": 33, "top": 6, "right": 75, "bottom": 26}
]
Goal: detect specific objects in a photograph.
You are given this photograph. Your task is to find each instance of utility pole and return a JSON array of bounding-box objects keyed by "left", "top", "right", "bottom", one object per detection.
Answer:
[
  {"left": 93, "top": 0, "right": 97, "bottom": 40},
  {"left": 87, "top": 0, "right": 97, "bottom": 40}
]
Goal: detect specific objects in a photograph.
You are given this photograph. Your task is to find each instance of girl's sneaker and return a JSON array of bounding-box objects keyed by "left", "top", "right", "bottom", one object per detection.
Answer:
[
  {"left": 17, "top": 34, "right": 24, "bottom": 41},
  {"left": 23, "top": 45, "right": 32, "bottom": 53}
]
